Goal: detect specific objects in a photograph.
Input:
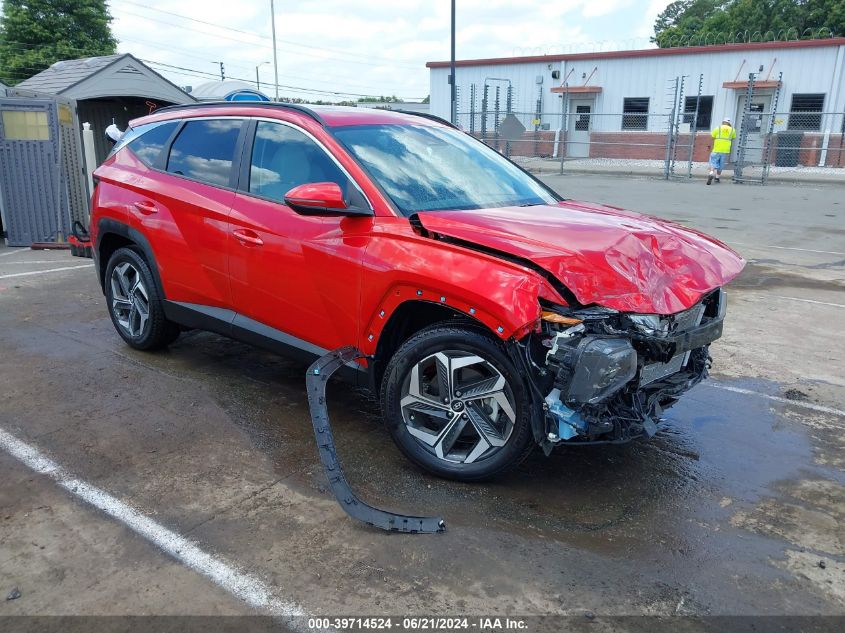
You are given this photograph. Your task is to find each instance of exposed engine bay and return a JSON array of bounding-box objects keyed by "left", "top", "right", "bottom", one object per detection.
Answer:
[{"left": 519, "top": 289, "right": 727, "bottom": 451}]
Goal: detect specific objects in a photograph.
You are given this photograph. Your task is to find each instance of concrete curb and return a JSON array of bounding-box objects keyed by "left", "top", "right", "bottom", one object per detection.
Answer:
[{"left": 529, "top": 163, "right": 845, "bottom": 185}]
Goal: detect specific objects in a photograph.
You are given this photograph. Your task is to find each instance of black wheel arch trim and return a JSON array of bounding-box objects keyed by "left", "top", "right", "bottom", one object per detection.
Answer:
[{"left": 95, "top": 218, "right": 166, "bottom": 300}]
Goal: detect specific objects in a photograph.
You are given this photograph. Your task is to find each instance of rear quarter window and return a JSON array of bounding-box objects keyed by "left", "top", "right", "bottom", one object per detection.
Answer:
[{"left": 124, "top": 121, "right": 179, "bottom": 167}]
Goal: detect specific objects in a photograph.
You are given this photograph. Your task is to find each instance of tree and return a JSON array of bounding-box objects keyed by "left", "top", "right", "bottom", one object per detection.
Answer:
[
  {"left": 652, "top": 0, "right": 723, "bottom": 47},
  {"left": 0, "top": 0, "right": 117, "bottom": 85},
  {"left": 652, "top": 0, "right": 845, "bottom": 47}
]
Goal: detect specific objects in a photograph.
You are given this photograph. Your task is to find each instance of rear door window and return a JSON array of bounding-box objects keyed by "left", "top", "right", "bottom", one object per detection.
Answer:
[{"left": 166, "top": 119, "right": 242, "bottom": 187}]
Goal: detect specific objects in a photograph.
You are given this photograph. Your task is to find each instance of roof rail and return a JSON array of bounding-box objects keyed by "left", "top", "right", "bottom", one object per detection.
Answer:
[
  {"left": 150, "top": 101, "right": 326, "bottom": 126},
  {"left": 393, "top": 110, "right": 458, "bottom": 129}
]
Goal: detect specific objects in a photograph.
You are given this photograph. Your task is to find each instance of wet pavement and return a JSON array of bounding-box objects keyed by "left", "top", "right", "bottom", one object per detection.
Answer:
[{"left": 1, "top": 175, "right": 843, "bottom": 621}]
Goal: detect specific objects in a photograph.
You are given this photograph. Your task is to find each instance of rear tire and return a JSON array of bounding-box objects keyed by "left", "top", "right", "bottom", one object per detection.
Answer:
[
  {"left": 381, "top": 325, "right": 534, "bottom": 481},
  {"left": 104, "top": 247, "right": 179, "bottom": 350}
]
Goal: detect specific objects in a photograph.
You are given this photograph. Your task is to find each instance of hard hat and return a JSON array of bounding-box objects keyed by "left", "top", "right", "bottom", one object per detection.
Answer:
[{"left": 722, "top": 117, "right": 732, "bottom": 125}]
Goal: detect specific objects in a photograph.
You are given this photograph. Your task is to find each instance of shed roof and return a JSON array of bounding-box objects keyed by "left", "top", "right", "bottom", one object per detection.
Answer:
[{"left": 16, "top": 53, "right": 195, "bottom": 104}]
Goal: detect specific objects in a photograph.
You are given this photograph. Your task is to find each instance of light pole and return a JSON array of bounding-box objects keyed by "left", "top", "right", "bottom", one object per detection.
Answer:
[
  {"left": 270, "top": 0, "right": 280, "bottom": 101},
  {"left": 255, "top": 61, "right": 270, "bottom": 91}
]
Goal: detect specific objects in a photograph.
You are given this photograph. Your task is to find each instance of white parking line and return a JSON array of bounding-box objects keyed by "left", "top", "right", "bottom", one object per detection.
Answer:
[
  {"left": 1, "top": 260, "right": 81, "bottom": 265},
  {"left": 774, "top": 295, "right": 845, "bottom": 309},
  {"left": 0, "top": 427, "right": 308, "bottom": 621},
  {"left": 0, "top": 248, "right": 28, "bottom": 258},
  {"left": 0, "top": 264, "right": 92, "bottom": 280},
  {"left": 707, "top": 384, "right": 845, "bottom": 417},
  {"left": 729, "top": 242, "right": 845, "bottom": 257}
]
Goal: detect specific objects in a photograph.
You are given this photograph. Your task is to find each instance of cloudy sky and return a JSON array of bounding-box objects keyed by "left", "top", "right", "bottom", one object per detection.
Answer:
[{"left": 109, "top": 0, "right": 673, "bottom": 102}]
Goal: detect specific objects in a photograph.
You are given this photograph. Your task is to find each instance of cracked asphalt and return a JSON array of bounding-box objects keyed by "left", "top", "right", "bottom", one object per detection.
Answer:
[{"left": 0, "top": 174, "right": 843, "bottom": 626}]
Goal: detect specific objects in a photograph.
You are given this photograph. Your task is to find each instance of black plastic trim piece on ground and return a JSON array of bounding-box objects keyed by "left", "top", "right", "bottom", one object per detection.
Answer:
[{"left": 306, "top": 346, "right": 446, "bottom": 534}]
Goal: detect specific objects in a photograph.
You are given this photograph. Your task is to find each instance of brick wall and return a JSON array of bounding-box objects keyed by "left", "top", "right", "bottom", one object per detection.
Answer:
[
  {"left": 768, "top": 133, "right": 845, "bottom": 167},
  {"left": 471, "top": 128, "right": 845, "bottom": 166}
]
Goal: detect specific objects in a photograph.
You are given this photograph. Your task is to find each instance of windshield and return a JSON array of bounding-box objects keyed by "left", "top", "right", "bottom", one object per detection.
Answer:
[{"left": 332, "top": 124, "right": 558, "bottom": 214}]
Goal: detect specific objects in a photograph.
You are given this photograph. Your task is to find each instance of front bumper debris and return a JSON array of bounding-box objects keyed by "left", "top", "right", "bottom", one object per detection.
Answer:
[
  {"left": 306, "top": 347, "right": 446, "bottom": 534},
  {"left": 533, "top": 289, "right": 726, "bottom": 447}
]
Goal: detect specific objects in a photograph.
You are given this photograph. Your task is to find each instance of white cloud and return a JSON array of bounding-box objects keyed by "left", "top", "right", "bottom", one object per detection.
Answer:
[{"left": 108, "top": 0, "right": 671, "bottom": 101}]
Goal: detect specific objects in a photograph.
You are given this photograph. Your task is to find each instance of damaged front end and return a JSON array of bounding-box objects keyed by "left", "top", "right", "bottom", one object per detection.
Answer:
[{"left": 520, "top": 289, "right": 727, "bottom": 451}]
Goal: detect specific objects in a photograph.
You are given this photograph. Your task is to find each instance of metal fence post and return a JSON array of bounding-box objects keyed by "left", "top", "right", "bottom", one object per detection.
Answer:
[
  {"left": 469, "top": 84, "right": 476, "bottom": 134},
  {"left": 663, "top": 77, "right": 680, "bottom": 180},
  {"left": 481, "top": 84, "right": 489, "bottom": 140},
  {"left": 505, "top": 84, "right": 513, "bottom": 158},
  {"left": 687, "top": 74, "right": 703, "bottom": 178},
  {"left": 559, "top": 88, "right": 568, "bottom": 174},
  {"left": 494, "top": 86, "right": 501, "bottom": 152},
  {"left": 733, "top": 73, "right": 755, "bottom": 183},
  {"left": 761, "top": 72, "right": 783, "bottom": 185}
]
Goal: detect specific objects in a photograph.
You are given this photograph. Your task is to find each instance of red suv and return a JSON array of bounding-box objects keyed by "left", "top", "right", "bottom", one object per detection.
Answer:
[{"left": 91, "top": 103, "right": 744, "bottom": 481}]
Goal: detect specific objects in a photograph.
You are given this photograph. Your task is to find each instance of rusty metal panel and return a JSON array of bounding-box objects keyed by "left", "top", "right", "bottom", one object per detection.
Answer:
[{"left": 0, "top": 97, "right": 69, "bottom": 246}]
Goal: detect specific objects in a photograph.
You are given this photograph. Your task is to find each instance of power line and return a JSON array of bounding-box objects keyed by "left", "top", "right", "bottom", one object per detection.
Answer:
[
  {"left": 0, "top": 41, "right": 427, "bottom": 99},
  {"left": 115, "top": 0, "right": 422, "bottom": 70},
  {"left": 118, "top": 37, "right": 422, "bottom": 94},
  {"left": 141, "top": 59, "right": 425, "bottom": 99},
  {"left": 111, "top": 6, "right": 422, "bottom": 71}
]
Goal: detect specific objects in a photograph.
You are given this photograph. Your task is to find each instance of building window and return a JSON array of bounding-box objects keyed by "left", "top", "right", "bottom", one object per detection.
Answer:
[
  {"left": 622, "top": 98, "right": 649, "bottom": 130},
  {"left": 788, "top": 93, "right": 825, "bottom": 131},
  {"left": 683, "top": 96, "right": 713, "bottom": 131}
]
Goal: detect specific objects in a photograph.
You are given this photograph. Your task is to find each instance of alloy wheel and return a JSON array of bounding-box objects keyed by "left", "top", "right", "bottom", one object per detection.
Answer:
[
  {"left": 110, "top": 262, "right": 150, "bottom": 338},
  {"left": 400, "top": 351, "right": 517, "bottom": 464}
]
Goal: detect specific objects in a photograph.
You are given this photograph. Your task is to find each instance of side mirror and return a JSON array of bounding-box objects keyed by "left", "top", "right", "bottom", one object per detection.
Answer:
[{"left": 283, "top": 182, "right": 372, "bottom": 217}]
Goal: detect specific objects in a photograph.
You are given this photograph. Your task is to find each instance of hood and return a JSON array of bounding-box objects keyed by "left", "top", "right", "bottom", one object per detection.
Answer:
[{"left": 416, "top": 200, "right": 745, "bottom": 314}]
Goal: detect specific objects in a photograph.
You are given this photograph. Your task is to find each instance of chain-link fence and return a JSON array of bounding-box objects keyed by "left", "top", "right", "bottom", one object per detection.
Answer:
[
  {"left": 734, "top": 110, "right": 845, "bottom": 180},
  {"left": 456, "top": 109, "right": 693, "bottom": 177},
  {"left": 454, "top": 74, "right": 845, "bottom": 184}
]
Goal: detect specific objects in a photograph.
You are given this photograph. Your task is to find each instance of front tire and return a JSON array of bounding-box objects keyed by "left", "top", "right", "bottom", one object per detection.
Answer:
[
  {"left": 104, "top": 247, "right": 179, "bottom": 350},
  {"left": 381, "top": 325, "right": 534, "bottom": 481}
]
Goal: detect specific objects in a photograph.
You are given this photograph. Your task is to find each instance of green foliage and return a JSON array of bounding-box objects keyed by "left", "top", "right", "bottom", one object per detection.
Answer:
[
  {"left": 0, "top": 0, "right": 117, "bottom": 85},
  {"left": 356, "top": 95, "right": 400, "bottom": 103},
  {"left": 652, "top": 0, "right": 845, "bottom": 47}
]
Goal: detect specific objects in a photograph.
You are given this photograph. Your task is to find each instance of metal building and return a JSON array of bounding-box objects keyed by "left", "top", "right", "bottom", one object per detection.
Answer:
[{"left": 428, "top": 38, "right": 845, "bottom": 168}]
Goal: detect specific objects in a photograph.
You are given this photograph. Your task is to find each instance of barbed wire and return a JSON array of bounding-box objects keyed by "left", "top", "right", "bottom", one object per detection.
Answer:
[{"left": 511, "top": 28, "right": 838, "bottom": 57}]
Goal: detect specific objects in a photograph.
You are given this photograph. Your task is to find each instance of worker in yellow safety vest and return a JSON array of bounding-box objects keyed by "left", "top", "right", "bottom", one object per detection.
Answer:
[{"left": 707, "top": 117, "right": 737, "bottom": 185}]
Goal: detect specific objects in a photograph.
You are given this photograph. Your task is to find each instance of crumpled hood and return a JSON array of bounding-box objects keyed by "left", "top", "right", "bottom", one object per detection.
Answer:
[{"left": 416, "top": 200, "right": 745, "bottom": 314}]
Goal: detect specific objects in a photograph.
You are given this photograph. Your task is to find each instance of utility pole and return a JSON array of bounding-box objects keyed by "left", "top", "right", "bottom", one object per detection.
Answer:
[
  {"left": 214, "top": 62, "right": 225, "bottom": 81},
  {"left": 255, "top": 61, "right": 270, "bottom": 90},
  {"left": 450, "top": 0, "right": 456, "bottom": 123},
  {"left": 270, "top": 0, "right": 280, "bottom": 101}
]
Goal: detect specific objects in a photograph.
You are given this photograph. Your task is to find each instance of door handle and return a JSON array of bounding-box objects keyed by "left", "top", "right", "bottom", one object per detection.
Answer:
[
  {"left": 232, "top": 228, "right": 264, "bottom": 246},
  {"left": 132, "top": 200, "right": 158, "bottom": 215}
]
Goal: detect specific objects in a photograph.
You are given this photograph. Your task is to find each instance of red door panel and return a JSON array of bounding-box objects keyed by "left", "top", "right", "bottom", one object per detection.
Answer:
[{"left": 228, "top": 193, "right": 369, "bottom": 350}]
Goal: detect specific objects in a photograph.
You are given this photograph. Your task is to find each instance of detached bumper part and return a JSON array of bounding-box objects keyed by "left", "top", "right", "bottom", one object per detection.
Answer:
[{"left": 306, "top": 347, "right": 446, "bottom": 534}]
